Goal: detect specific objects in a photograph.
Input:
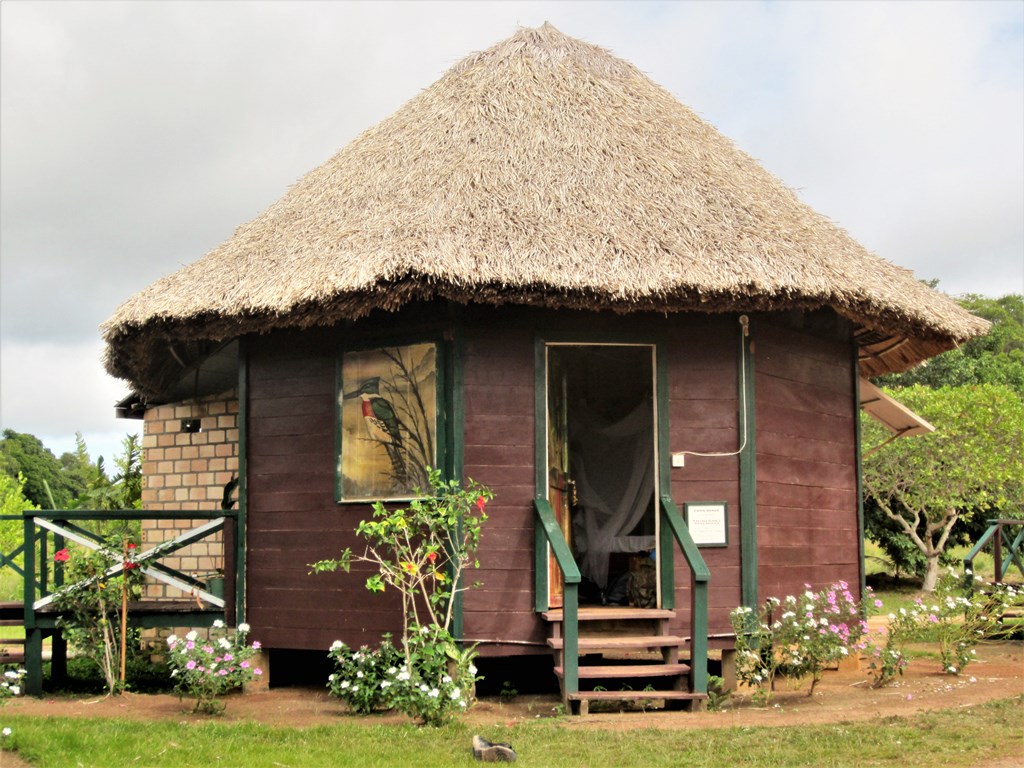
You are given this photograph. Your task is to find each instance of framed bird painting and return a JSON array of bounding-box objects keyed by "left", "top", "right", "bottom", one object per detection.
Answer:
[{"left": 337, "top": 342, "right": 439, "bottom": 501}]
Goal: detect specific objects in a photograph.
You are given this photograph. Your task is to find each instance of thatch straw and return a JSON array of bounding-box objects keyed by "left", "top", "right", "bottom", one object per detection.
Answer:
[{"left": 103, "top": 23, "right": 987, "bottom": 394}]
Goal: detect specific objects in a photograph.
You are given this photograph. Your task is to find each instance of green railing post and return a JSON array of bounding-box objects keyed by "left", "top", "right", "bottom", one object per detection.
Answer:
[
  {"left": 22, "top": 512, "right": 43, "bottom": 696},
  {"left": 533, "top": 498, "right": 581, "bottom": 699},
  {"left": 660, "top": 495, "right": 710, "bottom": 696}
]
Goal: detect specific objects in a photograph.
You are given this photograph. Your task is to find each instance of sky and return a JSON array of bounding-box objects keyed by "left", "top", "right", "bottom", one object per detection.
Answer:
[{"left": 1, "top": 0, "right": 1022, "bottom": 467}]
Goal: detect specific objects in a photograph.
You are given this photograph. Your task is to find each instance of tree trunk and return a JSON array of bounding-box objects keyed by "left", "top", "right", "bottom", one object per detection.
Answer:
[{"left": 922, "top": 554, "right": 941, "bottom": 592}]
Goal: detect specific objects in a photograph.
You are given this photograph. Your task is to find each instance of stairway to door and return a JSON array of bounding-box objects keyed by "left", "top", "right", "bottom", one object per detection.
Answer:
[{"left": 544, "top": 606, "right": 707, "bottom": 714}]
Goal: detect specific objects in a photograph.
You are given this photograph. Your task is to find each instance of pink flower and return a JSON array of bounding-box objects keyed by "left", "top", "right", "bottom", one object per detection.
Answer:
[
  {"left": 252, "top": 641, "right": 261, "bottom": 650},
  {"left": 240, "top": 661, "right": 250, "bottom": 669},
  {"left": 254, "top": 668, "right": 263, "bottom": 676},
  {"left": 54, "top": 549, "right": 70, "bottom": 563},
  {"left": 186, "top": 660, "right": 196, "bottom": 670}
]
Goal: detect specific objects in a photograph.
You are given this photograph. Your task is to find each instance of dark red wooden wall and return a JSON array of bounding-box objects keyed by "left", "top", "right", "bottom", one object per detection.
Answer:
[
  {"left": 754, "top": 317, "right": 861, "bottom": 600},
  {"left": 241, "top": 305, "right": 860, "bottom": 657}
]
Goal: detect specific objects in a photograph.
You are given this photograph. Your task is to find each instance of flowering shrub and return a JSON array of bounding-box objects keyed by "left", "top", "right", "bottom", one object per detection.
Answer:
[
  {"left": 166, "top": 620, "right": 263, "bottom": 714},
  {"left": 327, "top": 636, "right": 402, "bottom": 714},
  {"left": 313, "top": 470, "right": 492, "bottom": 726},
  {"left": 50, "top": 535, "right": 144, "bottom": 694},
  {"left": 864, "top": 568, "right": 1022, "bottom": 686},
  {"left": 730, "top": 581, "right": 868, "bottom": 705},
  {"left": 0, "top": 668, "right": 24, "bottom": 700}
]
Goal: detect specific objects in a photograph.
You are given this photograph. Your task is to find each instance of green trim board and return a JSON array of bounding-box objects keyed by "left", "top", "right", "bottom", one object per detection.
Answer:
[
  {"left": 533, "top": 332, "right": 667, "bottom": 611},
  {"left": 738, "top": 317, "right": 758, "bottom": 610},
  {"left": 852, "top": 342, "right": 866, "bottom": 600},
  {"left": 236, "top": 337, "right": 248, "bottom": 626}
]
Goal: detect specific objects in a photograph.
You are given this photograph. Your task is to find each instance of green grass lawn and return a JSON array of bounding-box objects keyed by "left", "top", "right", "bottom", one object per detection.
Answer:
[{"left": 2, "top": 697, "right": 1021, "bottom": 768}]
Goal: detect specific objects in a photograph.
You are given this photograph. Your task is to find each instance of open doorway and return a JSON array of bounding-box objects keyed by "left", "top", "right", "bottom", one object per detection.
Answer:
[{"left": 546, "top": 344, "right": 659, "bottom": 608}]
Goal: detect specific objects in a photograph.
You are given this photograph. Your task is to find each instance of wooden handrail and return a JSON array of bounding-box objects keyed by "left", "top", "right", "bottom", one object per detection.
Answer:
[
  {"left": 533, "top": 497, "right": 580, "bottom": 695},
  {"left": 8, "top": 508, "right": 236, "bottom": 696},
  {"left": 660, "top": 494, "right": 710, "bottom": 695},
  {"left": 964, "top": 518, "right": 1024, "bottom": 589}
]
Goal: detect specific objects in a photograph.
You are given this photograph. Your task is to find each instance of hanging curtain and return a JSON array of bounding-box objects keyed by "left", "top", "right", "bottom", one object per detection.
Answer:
[{"left": 569, "top": 400, "right": 655, "bottom": 588}]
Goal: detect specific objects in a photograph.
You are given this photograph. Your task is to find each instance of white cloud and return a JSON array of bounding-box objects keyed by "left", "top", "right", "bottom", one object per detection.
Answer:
[{"left": 0, "top": 340, "right": 136, "bottom": 463}]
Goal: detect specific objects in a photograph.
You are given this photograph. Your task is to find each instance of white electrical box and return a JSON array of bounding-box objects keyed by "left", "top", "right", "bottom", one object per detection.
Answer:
[{"left": 671, "top": 452, "right": 685, "bottom": 468}]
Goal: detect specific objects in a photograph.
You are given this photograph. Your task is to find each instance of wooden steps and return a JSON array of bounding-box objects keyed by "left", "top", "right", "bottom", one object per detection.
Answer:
[
  {"left": 548, "top": 634, "right": 687, "bottom": 652},
  {"left": 543, "top": 605, "right": 706, "bottom": 714},
  {"left": 556, "top": 663, "right": 691, "bottom": 679},
  {"left": 567, "top": 689, "right": 707, "bottom": 716}
]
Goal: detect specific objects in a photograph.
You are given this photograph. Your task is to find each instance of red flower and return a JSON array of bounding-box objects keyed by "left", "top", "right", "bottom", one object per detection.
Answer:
[
  {"left": 126, "top": 542, "right": 137, "bottom": 550},
  {"left": 475, "top": 496, "right": 487, "bottom": 512},
  {"left": 123, "top": 562, "right": 138, "bottom": 570},
  {"left": 54, "top": 548, "right": 70, "bottom": 562},
  {"left": 426, "top": 551, "right": 437, "bottom": 564}
]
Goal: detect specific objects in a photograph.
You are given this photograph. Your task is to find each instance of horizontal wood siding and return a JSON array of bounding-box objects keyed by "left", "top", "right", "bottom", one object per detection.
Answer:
[
  {"left": 754, "top": 318, "right": 860, "bottom": 600},
  {"left": 667, "top": 316, "right": 743, "bottom": 636},
  {"left": 246, "top": 327, "right": 404, "bottom": 652},
  {"left": 460, "top": 318, "right": 546, "bottom": 654}
]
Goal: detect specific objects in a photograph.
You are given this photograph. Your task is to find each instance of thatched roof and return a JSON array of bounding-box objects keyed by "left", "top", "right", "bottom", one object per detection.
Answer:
[{"left": 103, "top": 23, "right": 987, "bottom": 397}]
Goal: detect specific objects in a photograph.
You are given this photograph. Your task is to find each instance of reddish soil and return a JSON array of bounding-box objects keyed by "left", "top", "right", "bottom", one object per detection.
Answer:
[{"left": 2, "top": 643, "right": 1022, "bottom": 766}]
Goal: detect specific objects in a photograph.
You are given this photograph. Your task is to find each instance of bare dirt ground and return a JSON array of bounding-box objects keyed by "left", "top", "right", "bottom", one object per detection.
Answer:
[{"left": 1, "top": 643, "right": 1021, "bottom": 767}]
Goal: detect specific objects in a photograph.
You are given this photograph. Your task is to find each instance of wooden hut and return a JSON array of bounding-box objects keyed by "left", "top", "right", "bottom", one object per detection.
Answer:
[{"left": 102, "top": 24, "right": 987, "bottom": 709}]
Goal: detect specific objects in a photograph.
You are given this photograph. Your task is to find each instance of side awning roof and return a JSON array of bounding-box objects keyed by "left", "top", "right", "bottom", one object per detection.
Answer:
[{"left": 859, "top": 378, "right": 934, "bottom": 456}]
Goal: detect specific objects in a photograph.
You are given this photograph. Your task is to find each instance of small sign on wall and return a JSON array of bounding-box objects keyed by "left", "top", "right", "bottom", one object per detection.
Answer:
[{"left": 684, "top": 502, "right": 728, "bottom": 547}]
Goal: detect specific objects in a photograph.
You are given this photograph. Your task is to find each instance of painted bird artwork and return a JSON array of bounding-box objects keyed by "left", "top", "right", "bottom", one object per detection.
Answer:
[{"left": 343, "top": 376, "right": 409, "bottom": 487}]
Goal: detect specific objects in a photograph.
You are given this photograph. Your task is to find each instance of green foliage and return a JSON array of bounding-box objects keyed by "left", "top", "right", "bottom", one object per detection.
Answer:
[
  {"left": 0, "top": 473, "right": 38, "bottom": 561},
  {"left": 70, "top": 434, "right": 143, "bottom": 512},
  {"left": 50, "top": 535, "right": 145, "bottom": 695},
  {"left": 165, "top": 622, "right": 263, "bottom": 714},
  {"left": 863, "top": 569, "right": 1022, "bottom": 687},
  {"left": 311, "top": 468, "right": 493, "bottom": 636},
  {"left": 861, "top": 384, "right": 1024, "bottom": 591},
  {"left": 729, "top": 581, "right": 868, "bottom": 705},
  {"left": 0, "top": 429, "right": 83, "bottom": 508},
  {"left": 876, "top": 294, "right": 1024, "bottom": 397},
  {"left": 327, "top": 637, "right": 403, "bottom": 714},
  {"left": 705, "top": 674, "right": 731, "bottom": 712},
  {"left": 312, "top": 469, "right": 493, "bottom": 726}
]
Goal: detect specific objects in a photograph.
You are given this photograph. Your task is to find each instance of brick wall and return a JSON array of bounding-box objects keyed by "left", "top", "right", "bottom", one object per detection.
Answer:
[{"left": 140, "top": 390, "right": 239, "bottom": 601}]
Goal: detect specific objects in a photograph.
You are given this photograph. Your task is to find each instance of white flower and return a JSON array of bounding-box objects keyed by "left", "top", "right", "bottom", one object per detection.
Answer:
[
  {"left": 166, "top": 634, "right": 178, "bottom": 645},
  {"left": 450, "top": 687, "right": 462, "bottom": 700},
  {"left": 397, "top": 670, "right": 411, "bottom": 681},
  {"left": 356, "top": 671, "right": 364, "bottom": 679},
  {"left": 428, "top": 688, "right": 439, "bottom": 698},
  {"left": 468, "top": 664, "right": 477, "bottom": 676},
  {"left": 330, "top": 640, "right": 344, "bottom": 651},
  {"left": 185, "top": 631, "right": 198, "bottom": 642},
  {"left": 328, "top": 674, "right": 336, "bottom": 682},
  {"left": 238, "top": 622, "right": 251, "bottom": 633},
  {"left": 420, "top": 684, "right": 429, "bottom": 693},
  {"left": 381, "top": 681, "right": 391, "bottom": 689},
  {"left": 3, "top": 671, "right": 17, "bottom": 679},
  {"left": 212, "top": 619, "right": 225, "bottom": 629},
  {"left": 9, "top": 686, "right": 19, "bottom": 696},
  {"left": 442, "top": 675, "right": 452, "bottom": 684},
  {"left": 341, "top": 680, "right": 350, "bottom": 689},
  {"left": 218, "top": 638, "right": 231, "bottom": 650},
  {"left": 2, "top": 728, "right": 10, "bottom": 737}
]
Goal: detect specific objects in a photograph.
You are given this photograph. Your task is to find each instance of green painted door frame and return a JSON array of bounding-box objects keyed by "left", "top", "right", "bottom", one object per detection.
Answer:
[
  {"left": 533, "top": 333, "right": 668, "bottom": 609},
  {"left": 738, "top": 317, "right": 759, "bottom": 610}
]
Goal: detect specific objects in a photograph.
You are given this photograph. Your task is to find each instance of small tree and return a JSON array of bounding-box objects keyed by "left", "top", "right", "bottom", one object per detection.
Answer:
[
  {"left": 310, "top": 469, "right": 492, "bottom": 725},
  {"left": 862, "top": 384, "right": 1023, "bottom": 591}
]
